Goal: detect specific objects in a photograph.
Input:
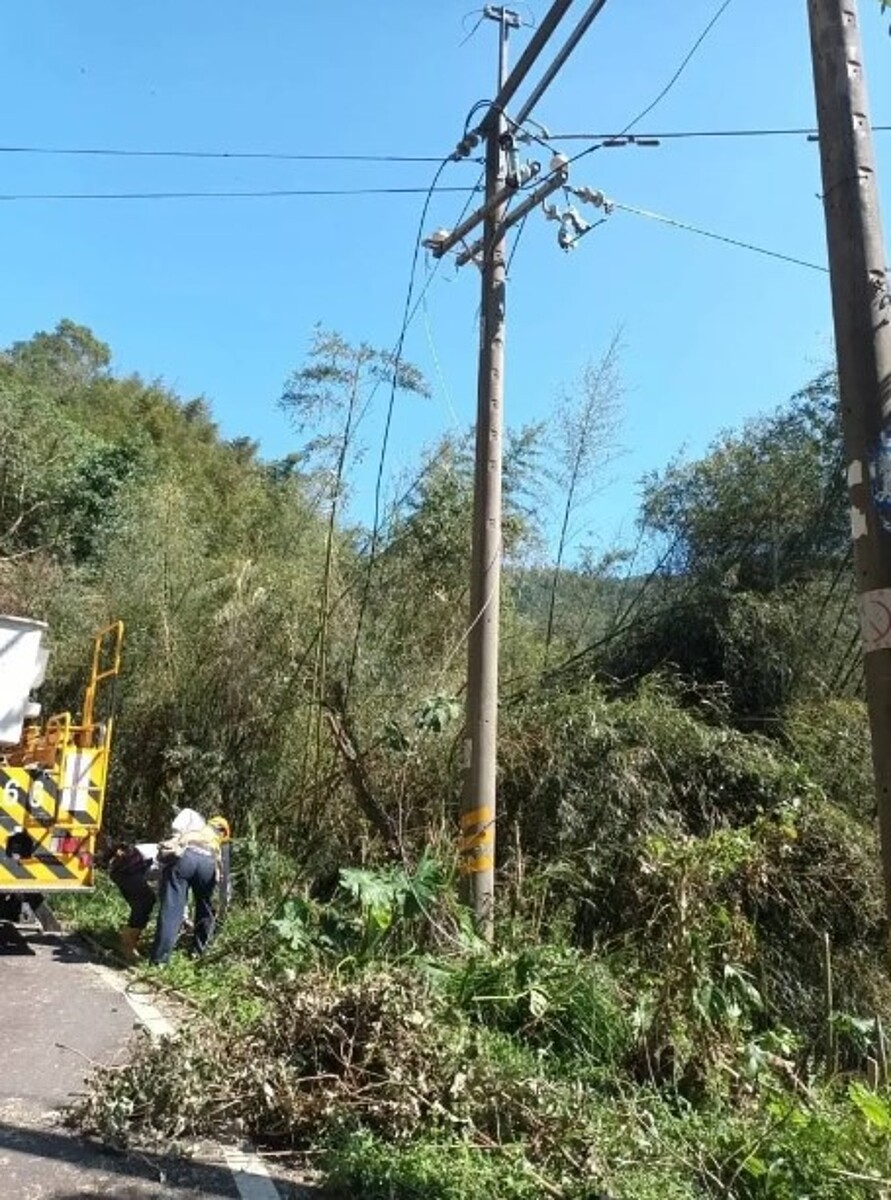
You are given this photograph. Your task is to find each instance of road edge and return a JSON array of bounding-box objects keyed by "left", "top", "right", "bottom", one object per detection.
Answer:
[{"left": 92, "top": 962, "right": 282, "bottom": 1200}]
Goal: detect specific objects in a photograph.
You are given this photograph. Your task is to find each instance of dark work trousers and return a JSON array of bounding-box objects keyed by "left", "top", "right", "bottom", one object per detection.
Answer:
[
  {"left": 110, "top": 863, "right": 156, "bottom": 930},
  {"left": 150, "top": 848, "right": 217, "bottom": 965}
]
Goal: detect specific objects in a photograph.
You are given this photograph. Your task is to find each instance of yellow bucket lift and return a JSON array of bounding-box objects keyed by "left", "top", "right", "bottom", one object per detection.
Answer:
[{"left": 0, "top": 618, "right": 123, "bottom": 897}]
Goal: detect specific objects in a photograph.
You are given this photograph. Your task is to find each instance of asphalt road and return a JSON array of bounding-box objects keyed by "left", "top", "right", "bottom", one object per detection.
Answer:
[{"left": 0, "top": 923, "right": 302, "bottom": 1200}]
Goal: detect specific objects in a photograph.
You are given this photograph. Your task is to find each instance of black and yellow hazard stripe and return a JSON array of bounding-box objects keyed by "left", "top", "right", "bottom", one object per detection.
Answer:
[
  {"left": 1, "top": 760, "right": 97, "bottom": 889},
  {"left": 0, "top": 766, "right": 58, "bottom": 825},
  {"left": 5, "top": 851, "right": 80, "bottom": 881},
  {"left": 459, "top": 805, "right": 495, "bottom": 875},
  {"left": 0, "top": 845, "right": 86, "bottom": 888},
  {"left": 0, "top": 859, "right": 88, "bottom": 888},
  {"left": 0, "top": 817, "right": 92, "bottom": 889},
  {"left": 0, "top": 757, "right": 105, "bottom": 830}
]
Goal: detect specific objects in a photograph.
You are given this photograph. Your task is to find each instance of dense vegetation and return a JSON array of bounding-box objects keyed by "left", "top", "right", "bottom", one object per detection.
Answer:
[{"left": 6, "top": 320, "right": 891, "bottom": 1196}]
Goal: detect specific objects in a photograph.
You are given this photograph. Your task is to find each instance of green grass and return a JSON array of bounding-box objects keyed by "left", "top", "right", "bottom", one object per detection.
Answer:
[
  {"left": 55, "top": 877, "right": 271, "bottom": 1024},
  {"left": 130, "top": 909, "right": 272, "bottom": 1025},
  {"left": 324, "top": 1134, "right": 547, "bottom": 1200},
  {"left": 65, "top": 868, "right": 891, "bottom": 1200}
]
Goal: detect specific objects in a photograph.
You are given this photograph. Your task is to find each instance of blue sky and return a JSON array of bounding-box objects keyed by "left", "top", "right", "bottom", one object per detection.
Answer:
[{"left": 3, "top": 1, "right": 890, "bottom": 563}]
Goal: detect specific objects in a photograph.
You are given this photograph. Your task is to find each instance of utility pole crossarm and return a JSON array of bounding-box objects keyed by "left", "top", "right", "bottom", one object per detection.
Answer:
[
  {"left": 456, "top": 165, "right": 569, "bottom": 266},
  {"left": 424, "top": 179, "right": 520, "bottom": 259}
]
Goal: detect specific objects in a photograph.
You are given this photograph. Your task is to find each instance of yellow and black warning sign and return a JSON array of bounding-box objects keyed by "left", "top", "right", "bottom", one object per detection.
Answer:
[
  {"left": 0, "top": 620, "right": 121, "bottom": 894},
  {"left": 0, "top": 747, "right": 109, "bottom": 892}
]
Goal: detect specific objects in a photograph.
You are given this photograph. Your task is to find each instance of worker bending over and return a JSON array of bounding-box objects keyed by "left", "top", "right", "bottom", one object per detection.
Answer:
[
  {"left": 149, "top": 808, "right": 228, "bottom": 967},
  {"left": 106, "top": 840, "right": 158, "bottom": 961}
]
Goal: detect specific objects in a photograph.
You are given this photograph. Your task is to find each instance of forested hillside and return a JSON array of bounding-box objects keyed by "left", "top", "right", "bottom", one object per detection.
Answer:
[{"left": 6, "top": 320, "right": 891, "bottom": 1197}]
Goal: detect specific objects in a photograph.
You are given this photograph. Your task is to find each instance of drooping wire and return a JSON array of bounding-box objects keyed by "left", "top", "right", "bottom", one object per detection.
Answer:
[
  {"left": 550, "top": 124, "right": 891, "bottom": 143},
  {"left": 460, "top": 6, "right": 536, "bottom": 51},
  {"left": 0, "top": 144, "right": 472, "bottom": 164},
  {"left": 463, "top": 97, "right": 560, "bottom": 158},
  {"left": 610, "top": 199, "right": 828, "bottom": 274},
  {"left": 343, "top": 165, "right": 483, "bottom": 701},
  {"left": 422, "top": 275, "right": 462, "bottom": 429},
  {"left": 532, "top": 433, "right": 845, "bottom": 691},
  {"left": 0, "top": 184, "right": 484, "bottom": 202},
  {"left": 834, "top": 626, "right": 864, "bottom": 696},
  {"left": 459, "top": 9, "right": 488, "bottom": 47},
  {"left": 464, "top": 98, "right": 497, "bottom": 136},
  {"left": 621, "top": 0, "right": 737, "bottom": 136},
  {"left": 505, "top": 211, "right": 530, "bottom": 276},
  {"left": 566, "top": 0, "right": 738, "bottom": 171}
]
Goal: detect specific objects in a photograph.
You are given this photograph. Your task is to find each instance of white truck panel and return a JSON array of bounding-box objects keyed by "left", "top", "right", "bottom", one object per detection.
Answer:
[{"left": 0, "top": 614, "right": 49, "bottom": 745}]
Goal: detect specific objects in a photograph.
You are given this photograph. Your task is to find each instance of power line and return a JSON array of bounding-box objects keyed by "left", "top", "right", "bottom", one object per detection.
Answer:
[
  {"left": 610, "top": 199, "right": 829, "bottom": 273},
  {"left": 344, "top": 158, "right": 475, "bottom": 700},
  {"left": 344, "top": 163, "right": 484, "bottom": 702},
  {"left": 536, "top": 430, "right": 840, "bottom": 691},
  {"left": 459, "top": 9, "right": 488, "bottom": 46},
  {"left": 552, "top": 124, "right": 891, "bottom": 143},
  {"left": 505, "top": 210, "right": 530, "bottom": 276},
  {"left": 1, "top": 122, "right": 885, "bottom": 167},
  {"left": 623, "top": 0, "right": 737, "bottom": 134},
  {"left": 0, "top": 144, "right": 465, "bottom": 164},
  {"left": 460, "top": 3, "right": 535, "bottom": 47},
  {"left": 422, "top": 282, "right": 462, "bottom": 429},
  {"left": 566, "top": 0, "right": 737, "bottom": 170},
  {"left": 0, "top": 185, "right": 484, "bottom": 202}
]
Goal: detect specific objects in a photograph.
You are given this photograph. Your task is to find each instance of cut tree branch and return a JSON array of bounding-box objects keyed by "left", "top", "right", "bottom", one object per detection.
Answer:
[{"left": 323, "top": 682, "right": 401, "bottom": 860}]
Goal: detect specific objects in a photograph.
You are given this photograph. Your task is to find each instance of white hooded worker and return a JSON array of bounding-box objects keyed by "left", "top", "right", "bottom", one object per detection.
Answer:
[{"left": 148, "top": 807, "right": 222, "bottom": 967}]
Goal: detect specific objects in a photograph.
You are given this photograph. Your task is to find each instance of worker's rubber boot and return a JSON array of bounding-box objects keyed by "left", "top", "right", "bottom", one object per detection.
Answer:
[{"left": 118, "top": 925, "right": 142, "bottom": 963}]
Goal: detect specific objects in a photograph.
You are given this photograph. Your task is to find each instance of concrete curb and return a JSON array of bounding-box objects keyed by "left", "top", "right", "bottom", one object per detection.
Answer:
[{"left": 92, "top": 962, "right": 282, "bottom": 1200}]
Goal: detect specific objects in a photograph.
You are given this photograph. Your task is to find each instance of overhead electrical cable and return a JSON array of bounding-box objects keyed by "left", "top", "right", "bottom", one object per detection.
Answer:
[
  {"left": 0, "top": 144, "right": 469, "bottom": 164},
  {"left": 343, "top": 161, "right": 483, "bottom": 700},
  {"left": 0, "top": 185, "right": 484, "bottom": 202},
  {"left": 1, "top": 122, "right": 886, "bottom": 166},
  {"left": 610, "top": 199, "right": 828, "bottom": 273},
  {"left": 551, "top": 124, "right": 891, "bottom": 143},
  {"left": 620, "top": 0, "right": 736, "bottom": 134},
  {"left": 459, "top": 9, "right": 488, "bottom": 46},
  {"left": 24, "top": 188, "right": 828, "bottom": 276},
  {"left": 566, "top": 0, "right": 737, "bottom": 169}
]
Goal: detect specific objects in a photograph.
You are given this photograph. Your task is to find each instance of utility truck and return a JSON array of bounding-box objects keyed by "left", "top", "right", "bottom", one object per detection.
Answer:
[{"left": 0, "top": 616, "right": 122, "bottom": 919}]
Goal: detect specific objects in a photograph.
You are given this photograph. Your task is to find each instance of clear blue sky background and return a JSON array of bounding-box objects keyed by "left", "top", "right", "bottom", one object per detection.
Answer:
[{"left": 3, "top": 1, "right": 890, "bottom": 563}]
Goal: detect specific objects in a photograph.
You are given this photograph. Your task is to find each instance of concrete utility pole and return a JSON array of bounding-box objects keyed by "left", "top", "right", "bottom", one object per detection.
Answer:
[
  {"left": 459, "top": 5, "right": 519, "bottom": 941},
  {"left": 425, "top": 0, "right": 610, "bottom": 938},
  {"left": 808, "top": 0, "right": 891, "bottom": 925}
]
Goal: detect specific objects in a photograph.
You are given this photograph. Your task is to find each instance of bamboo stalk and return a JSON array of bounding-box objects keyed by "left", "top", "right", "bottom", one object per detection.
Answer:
[{"left": 823, "top": 931, "right": 836, "bottom": 1073}]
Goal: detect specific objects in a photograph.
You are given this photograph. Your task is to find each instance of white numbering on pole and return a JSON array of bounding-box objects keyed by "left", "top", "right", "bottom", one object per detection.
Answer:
[{"left": 4, "top": 779, "right": 18, "bottom": 802}]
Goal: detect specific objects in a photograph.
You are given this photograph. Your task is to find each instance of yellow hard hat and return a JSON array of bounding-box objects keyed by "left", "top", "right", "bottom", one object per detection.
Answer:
[{"left": 208, "top": 815, "right": 231, "bottom": 841}]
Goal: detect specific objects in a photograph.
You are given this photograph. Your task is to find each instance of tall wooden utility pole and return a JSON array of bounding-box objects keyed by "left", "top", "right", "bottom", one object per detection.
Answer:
[
  {"left": 459, "top": 5, "right": 518, "bottom": 941},
  {"left": 808, "top": 0, "right": 891, "bottom": 926}
]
